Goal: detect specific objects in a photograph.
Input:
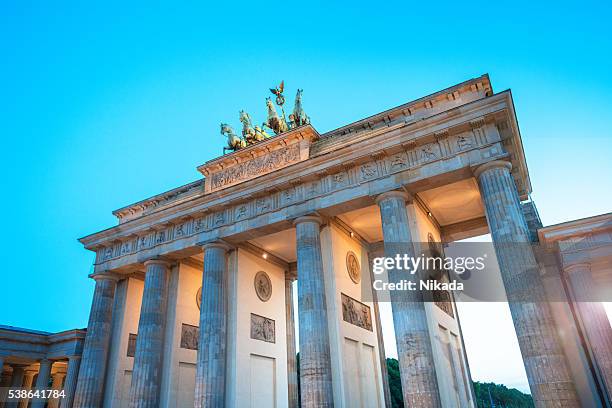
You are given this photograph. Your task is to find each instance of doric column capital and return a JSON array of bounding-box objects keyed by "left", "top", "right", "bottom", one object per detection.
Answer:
[
  {"left": 201, "top": 241, "right": 233, "bottom": 252},
  {"left": 473, "top": 159, "right": 512, "bottom": 179},
  {"left": 38, "top": 358, "right": 51, "bottom": 366},
  {"left": 563, "top": 262, "right": 591, "bottom": 274},
  {"left": 375, "top": 190, "right": 413, "bottom": 205},
  {"left": 293, "top": 215, "right": 323, "bottom": 226},
  {"left": 89, "top": 271, "right": 121, "bottom": 282},
  {"left": 143, "top": 258, "right": 171, "bottom": 268}
]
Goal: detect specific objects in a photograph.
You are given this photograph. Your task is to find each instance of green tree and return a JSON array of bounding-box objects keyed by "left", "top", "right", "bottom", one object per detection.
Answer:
[
  {"left": 386, "top": 358, "right": 404, "bottom": 408},
  {"left": 385, "top": 358, "right": 534, "bottom": 408}
]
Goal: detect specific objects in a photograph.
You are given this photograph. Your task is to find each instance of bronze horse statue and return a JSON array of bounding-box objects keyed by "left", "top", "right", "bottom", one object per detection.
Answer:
[
  {"left": 220, "top": 123, "right": 246, "bottom": 153},
  {"left": 292, "top": 89, "right": 310, "bottom": 127},
  {"left": 263, "top": 97, "right": 289, "bottom": 135}
]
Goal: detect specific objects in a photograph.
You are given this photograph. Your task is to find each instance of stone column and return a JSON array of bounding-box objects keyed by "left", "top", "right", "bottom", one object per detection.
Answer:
[
  {"left": 294, "top": 215, "right": 334, "bottom": 408},
  {"left": 285, "top": 273, "right": 299, "bottom": 408},
  {"left": 61, "top": 356, "right": 81, "bottom": 408},
  {"left": 475, "top": 160, "right": 579, "bottom": 406},
  {"left": 565, "top": 262, "right": 612, "bottom": 396},
  {"left": 48, "top": 371, "right": 66, "bottom": 408},
  {"left": 31, "top": 359, "right": 53, "bottom": 408},
  {"left": 9, "top": 366, "right": 25, "bottom": 388},
  {"left": 73, "top": 272, "right": 119, "bottom": 408},
  {"left": 367, "top": 251, "right": 393, "bottom": 408},
  {"left": 0, "top": 361, "right": 11, "bottom": 408},
  {"left": 376, "top": 191, "right": 442, "bottom": 408},
  {"left": 18, "top": 370, "right": 35, "bottom": 408},
  {"left": 195, "top": 242, "right": 231, "bottom": 408},
  {"left": 129, "top": 259, "right": 171, "bottom": 408},
  {"left": 7, "top": 366, "right": 25, "bottom": 408}
]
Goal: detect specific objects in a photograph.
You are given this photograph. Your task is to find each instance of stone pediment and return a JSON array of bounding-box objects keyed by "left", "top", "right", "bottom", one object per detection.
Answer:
[{"left": 197, "top": 124, "right": 320, "bottom": 194}]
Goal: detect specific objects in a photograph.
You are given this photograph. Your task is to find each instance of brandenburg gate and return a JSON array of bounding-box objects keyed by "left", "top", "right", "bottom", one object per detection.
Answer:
[{"left": 58, "top": 75, "right": 611, "bottom": 407}]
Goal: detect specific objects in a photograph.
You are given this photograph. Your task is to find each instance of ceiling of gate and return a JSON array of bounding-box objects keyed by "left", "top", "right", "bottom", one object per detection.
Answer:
[{"left": 247, "top": 178, "right": 485, "bottom": 262}]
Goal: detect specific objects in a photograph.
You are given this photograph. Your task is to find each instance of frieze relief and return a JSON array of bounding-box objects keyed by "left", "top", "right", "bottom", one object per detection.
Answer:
[
  {"left": 341, "top": 293, "right": 372, "bottom": 331},
  {"left": 210, "top": 144, "right": 300, "bottom": 192},
  {"left": 97, "top": 126, "right": 494, "bottom": 264},
  {"left": 180, "top": 323, "right": 199, "bottom": 350},
  {"left": 250, "top": 313, "right": 275, "bottom": 343}
]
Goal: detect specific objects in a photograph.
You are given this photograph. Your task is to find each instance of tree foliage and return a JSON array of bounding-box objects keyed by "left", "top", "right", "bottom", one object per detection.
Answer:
[
  {"left": 472, "top": 381, "right": 534, "bottom": 408},
  {"left": 385, "top": 358, "right": 534, "bottom": 408}
]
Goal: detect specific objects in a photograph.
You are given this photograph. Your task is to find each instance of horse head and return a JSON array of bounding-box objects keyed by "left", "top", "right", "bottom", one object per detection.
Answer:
[
  {"left": 265, "top": 97, "right": 275, "bottom": 113},
  {"left": 239, "top": 110, "right": 251, "bottom": 124}
]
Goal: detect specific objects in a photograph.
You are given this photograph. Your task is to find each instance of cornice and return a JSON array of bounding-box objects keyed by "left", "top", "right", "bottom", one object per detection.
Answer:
[
  {"left": 321, "top": 74, "right": 492, "bottom": 139},
  {"left": 538, "top": 213, "right": 612, "bottom": 243}
]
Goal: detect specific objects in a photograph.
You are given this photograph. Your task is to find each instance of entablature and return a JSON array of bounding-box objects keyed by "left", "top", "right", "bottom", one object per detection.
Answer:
[
  {"left": 80, "top": 89, "right": 531, "bottom": 274},
  {"left": 82, "top": 93, "right": 524, "bottom": 276}
]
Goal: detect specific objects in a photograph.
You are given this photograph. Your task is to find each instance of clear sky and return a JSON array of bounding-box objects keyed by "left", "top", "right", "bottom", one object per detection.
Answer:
[{"left": 1, "top": 0, "right": 610, "bottom": 394}]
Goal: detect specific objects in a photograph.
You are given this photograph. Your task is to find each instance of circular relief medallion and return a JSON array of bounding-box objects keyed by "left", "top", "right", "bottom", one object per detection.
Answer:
[
  {"left": 346, "top": 251, "right": 361, "bottom": 284},
  {"left": 254, "top": 271, "right": 272, "bottom": 302},
  {"left": 196, "top": 287, "right": 202, "bottom": 310}
]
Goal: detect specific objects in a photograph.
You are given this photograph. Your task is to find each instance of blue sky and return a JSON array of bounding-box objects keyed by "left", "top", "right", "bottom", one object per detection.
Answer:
[{"left": 1, "top": 0, "right": 610, "bottom": 392}]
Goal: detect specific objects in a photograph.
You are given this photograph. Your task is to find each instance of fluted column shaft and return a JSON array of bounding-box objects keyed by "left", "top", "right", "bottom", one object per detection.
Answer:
[
  {"left": 48, "top": 371, "right": 66, "bottom": 408},
  {"left": 18, "top": 371, "right": 35, "bottom": 408},
  {"left": 9, "top": 366, "right": 25, "bottom": 388},
  {"left": 565, "top": 263, "right": 612, "bottom": 396},
  {"left": 285, "top": 274, "right": 299, "bottom": 408},
  {"left": 31, "top": 359, "right": 53, "bottom": 408},
  {"left": 73, "top": 273, "right": 119, "bottom": 408},
  {"left": 195, "top": 243, "right": 230, "bottom": 408},
  {"left": 129, "top": 260, "right": 171, "bottom": 408},
  {"left": 294, "top": 216, "right": 334, "bottom": 408},
  {"left": 61, "top": 356, "right": 81, "bottom": 408},
  {"left": 476, "top": 160, "right": 579, "bottom": 406},
  {"left": 7, "top": 366, "right": 25, "bottom": 408},
  {"left": 376, "top": 192, "right": 442, "bottom": 408},
  {"left": 0, "top": 360, "right": 11, "bottom": 408}
]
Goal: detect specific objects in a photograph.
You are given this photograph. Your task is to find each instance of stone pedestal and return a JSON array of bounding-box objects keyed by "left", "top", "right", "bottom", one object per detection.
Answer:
[
  {"left": 376, "top": 191, "right": 442, "bottom": 408},
  {"left": 475, "top": 160, "right": 579, "bottom": 406},
  {"left": 565, "top": 263, "right": 612, "bottom": 397},
  {"left": 129, "top": 260, "right": 171, "bottom": 408},
  {"left": 285, "top": 274, "right": 298, "bottom": 408},
  {"left": 195, "top": 242, "right": 231, "bottom": 407},
  {"left": 31, "top": 359, "right": 52, "bottom": 408},
  {"left": 294, "top": 216, "right": 334, "bottom": 408},
  {"left": 61, "top": 356, "right": 81, "bottom": 408},
  {"left": 73, "top": 273, "right": 119, "bottom": 408}
]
